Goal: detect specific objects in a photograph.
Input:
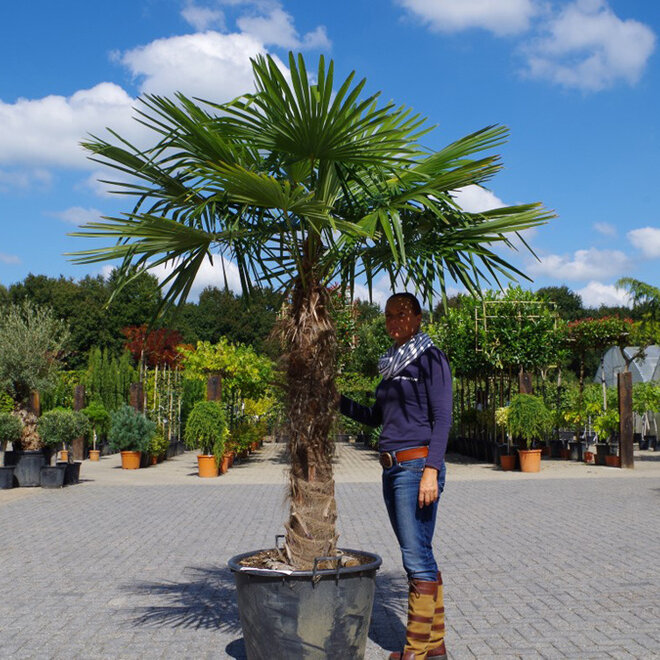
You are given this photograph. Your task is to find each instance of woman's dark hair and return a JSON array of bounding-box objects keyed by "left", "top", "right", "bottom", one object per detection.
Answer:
[{"left": 386, "top": 292, "right": 422, "bottom": 315}]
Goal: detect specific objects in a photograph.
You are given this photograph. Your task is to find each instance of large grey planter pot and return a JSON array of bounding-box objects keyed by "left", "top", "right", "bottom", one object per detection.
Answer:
[
  {"left": 229, "top": 548, "right": 381, "bottom": 660},
  {"left": 13, "top": 450, "right": 47, "bottom": 487},
  {"left": 40, "top": 465, "right": 66, "bottom": 488}
]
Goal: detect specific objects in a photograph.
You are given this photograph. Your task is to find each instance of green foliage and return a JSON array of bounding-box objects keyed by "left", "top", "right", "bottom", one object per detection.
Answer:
[
  {"left": 108, "top": 405, "right": 156, "bottom": 453},
  {"left": 180, "top": 377, "right": 206, "bottom": 427},
  {"left": 428, "top": 287, "right": 564, "bottom": 377},
  {"left": 0, "top": 412, "right": 23, "bottom": 444},
  {"left": 81, "top": 400, "right": 110, "bottom": 433},
  {"left": 536, "top": 286, "right": 583, "bottom": 321},
  {"left": 184, "top": 400, "right": 228, "bottom": 459},
  {"left": 37, "top": 408, "right": 90, "bottom": 449},
  {"left": 0, "top": 301, "right": 71, "bottom": 405},
  {"left": 593, "top": 408, "right": 619, "bottom": 442},
  {"left": 149, "top": 428, "right": 170, "bottom": 458},
  {"left": 229, "top": 417, "right": 266, "bottom": 454},
  {"left": 83, "top": 348, "right": 136, "bottom": 412},
  {"left": 633, "top": 381, "right": 660, "bottom": 415},
  {"left": 0, "top": 391, "right": 14, "bottom": 413},
  {"left": 41, "top": 370, "right": 84, "bottom": 412},
  {"left": 506, "top": 394, "right": 553, "bottom": 448},
  {"left": 5, "top": 272, "right": 163, "bottom": 368}
]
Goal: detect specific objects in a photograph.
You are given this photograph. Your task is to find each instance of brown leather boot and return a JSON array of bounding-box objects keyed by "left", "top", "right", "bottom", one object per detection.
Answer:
[
  {"left": 426, "top": 571, "right": 447, "bottom": 659},
  {"left": 388, "top": 579, "right": 438, "bottom": 660}
]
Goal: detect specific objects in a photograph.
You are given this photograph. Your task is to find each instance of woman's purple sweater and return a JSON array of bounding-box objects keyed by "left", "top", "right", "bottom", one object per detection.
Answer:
[{"left": 340, "top": 346, "right": 452, "bottom": 470}]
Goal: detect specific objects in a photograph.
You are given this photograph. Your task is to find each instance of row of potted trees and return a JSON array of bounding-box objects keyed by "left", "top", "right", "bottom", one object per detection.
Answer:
[{"left": 184, "top": 400, "right": 266, "bottom": 478}]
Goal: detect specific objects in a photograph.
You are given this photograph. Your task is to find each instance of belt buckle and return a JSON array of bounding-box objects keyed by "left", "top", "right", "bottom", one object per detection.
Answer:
[{"left": 379, "top": 452, "right": 394, "bottom": 469}]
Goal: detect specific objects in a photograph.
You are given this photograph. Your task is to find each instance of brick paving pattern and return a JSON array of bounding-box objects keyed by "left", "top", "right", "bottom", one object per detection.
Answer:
[{"left": 1, "top": 443, "right": 659, "bottom": 659}]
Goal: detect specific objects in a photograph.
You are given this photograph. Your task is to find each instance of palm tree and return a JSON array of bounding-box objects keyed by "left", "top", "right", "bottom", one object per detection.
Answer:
[{"left": 70, "top": 53, "right": 553, "bottom": 569}]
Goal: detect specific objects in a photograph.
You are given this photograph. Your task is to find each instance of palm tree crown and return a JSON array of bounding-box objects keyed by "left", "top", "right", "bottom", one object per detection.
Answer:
[{"left": 70, "top": 53, "right": 553, "bottom": 568}]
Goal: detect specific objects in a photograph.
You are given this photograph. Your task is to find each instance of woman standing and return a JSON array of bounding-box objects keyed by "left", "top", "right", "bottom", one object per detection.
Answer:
[{"left": 340, "top": 292, "right": 452, "bottom": 660}]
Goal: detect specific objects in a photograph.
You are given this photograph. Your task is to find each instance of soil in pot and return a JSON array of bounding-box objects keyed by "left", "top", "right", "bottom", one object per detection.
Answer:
[
  {"left": 120, "top": 451, "right": 141, "bottom": 469},
  {"left": 0, "top": 466, "right": 15, "bottom": 489},
  {"left": 518, "top": 448, "right": 542, "bottom": 473},
  {"left": 197, "top": 454, "right": 218, "bottom": 478},
  {"left": 229, "top": 548, "right": 381, "bottom": 660}
]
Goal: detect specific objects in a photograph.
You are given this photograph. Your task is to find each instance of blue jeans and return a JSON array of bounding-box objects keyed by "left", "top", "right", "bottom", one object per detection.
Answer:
[{"left": 382, "top": 456, "right": 446, "bottom": 581}]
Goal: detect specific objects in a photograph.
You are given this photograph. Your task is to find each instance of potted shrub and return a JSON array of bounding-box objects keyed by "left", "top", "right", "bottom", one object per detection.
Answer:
[
  {"left": 495, "top": 406, "right": 515, "bottom": 470},
  {"left": 184, "top": 400, "right": 227, "bottom": 478},
  {"left": 149, "top": 427, "right": 170, "bottom": 464},
  {"left": 0, "top": 412, "right": 22, "bottom": 488},
  {"left": 593, "top": 408, "right": 619, "bottom": 466},
  {"left": 37, "top": 408, "right": 90, "bottom": 486},
  {"left": 506, "top": 394, "right": 553, "bottom": 472},
  {"left": 0, "top": 302, "right": 70, "bottom": 485},
  {"left": 81, "top": 399, "right": 110, "bottom": 461},
  {"left": 108, "top": 405, "right": 155, "bottom": 469},
  {"left": 72, "top": 52, "right": 551, "bottom": 658},
  {"left": 634, "top": 382, "right": 660, "bottom": 450}
]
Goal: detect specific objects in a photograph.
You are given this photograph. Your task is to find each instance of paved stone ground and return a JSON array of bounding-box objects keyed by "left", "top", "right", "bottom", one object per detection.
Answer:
[{"left": 1, "top": 444, "right": 659, "bottom": 659}]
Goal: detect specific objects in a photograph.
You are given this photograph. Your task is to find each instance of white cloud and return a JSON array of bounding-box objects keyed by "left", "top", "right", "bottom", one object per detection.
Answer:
[
  {"left": 0, "top": 253, "right": 21, "bottom": 265},
  {"left": 0, "top": 83, "right": 137, "bottom": 169},
  {"left": 181, "top": 2, "right": 226, "bottom": 31},
  {"left": 237, "top": 7, "right": 330, "bottom": 49},
  {"left": 523, "top": 0, "right": 656, "bottom": 91},
  {"left": 452, "top": 185, "right": 504, "bottom": 212},
  {"left": 593, "top": 221, "right": 616, "bottom": 237},
  {"left": 529, "top": 247, "right": 630, "bottom": 281},
  {"left": 119, "top": 31, "right": 265, "bottom": 100},
  {"left": 49, "top": 206, "right": 103, "bottom": 226},
  {"left": 397, "top": 0, "right": 538, "bottom": 36},
  {"left": 575, "top": 280, "right": 631, "bottom": 307},
  {"left": 627, "top": 226, "right": 660, "bottom": 258}
]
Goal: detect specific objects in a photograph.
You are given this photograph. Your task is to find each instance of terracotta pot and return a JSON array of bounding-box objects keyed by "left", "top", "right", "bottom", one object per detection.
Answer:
[
  {"left": 88, "top": 449, "right": 100, "bottom": 462},
  {"left": 59, "top": 449, "right": 69, "bottom": 462},
  {"left": 560, "top": 448, "right": 571, "bottom": 460},
  {"left": 500, "top": 454, "right": 516, "bottom": 471},
  {"left": 197, "top": 454, "right": 219, "bottom": 478},
  {"left": 518, "top": 448, "right": 542, "bottom": 473},
  {"left": 250, "top": 440, "right": 259, "bottom": 452},
  {"left": 584, "top": 451, "right": 594, "bottom": 464},
  {"left": 150, "top": 454, "right": 158, "bottom": 465},
  {"left": 220, "top": 452, "right": 231, "bottom": 474},
  {"left": 228, "top": 451, "right": 235, "bottom": 468},
  {"left": 120, "top": 451, "right": 141, "bottom": 470},
  {"left": 605, "top": 455, "right": 621, "bottom": 468}
]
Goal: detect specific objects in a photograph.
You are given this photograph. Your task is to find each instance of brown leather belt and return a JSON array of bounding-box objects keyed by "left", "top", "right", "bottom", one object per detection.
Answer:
[{"left": 379, "top": 446, "right": 428, "bottom": 469}]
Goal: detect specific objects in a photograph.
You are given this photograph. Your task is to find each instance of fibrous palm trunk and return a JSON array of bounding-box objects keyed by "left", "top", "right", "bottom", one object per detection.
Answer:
[{"left": 282, "top": 282, "right": 338, "bottom": 569}]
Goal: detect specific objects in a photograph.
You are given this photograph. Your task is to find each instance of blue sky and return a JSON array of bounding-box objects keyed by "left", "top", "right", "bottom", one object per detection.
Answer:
[{"left": 1, "top": 0, "right": 658, "bottom": 307}]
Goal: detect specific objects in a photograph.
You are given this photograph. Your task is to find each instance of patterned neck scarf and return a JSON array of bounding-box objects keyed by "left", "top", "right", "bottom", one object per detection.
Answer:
[{"left": 378, "top": 332, "right": 434, "bottom": 379}]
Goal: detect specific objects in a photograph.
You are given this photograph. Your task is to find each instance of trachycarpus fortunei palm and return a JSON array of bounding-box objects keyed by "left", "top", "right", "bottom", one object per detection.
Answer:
[{"left": 71, "top": 53, "right": 553, "bottom": 569}]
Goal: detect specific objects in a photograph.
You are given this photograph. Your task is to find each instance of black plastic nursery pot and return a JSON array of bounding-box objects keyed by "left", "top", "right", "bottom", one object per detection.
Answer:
[
  {"left": 12, "top": 450, "right": 47, "bottom": 487},
  {"left": 56, "top": 461, "right": 82, "bottom": 485},
  {"left": 228, "top": 548, "right": 382, "bottom": 660},
  {"left": 569, "top": 441, "right": 584, "bottom": 462},
  {"left": 0, "top": 466, "right": 15, "bottom": 489},
  {"left": 40, "top": 465, "right": 66, "bottom": 488}
]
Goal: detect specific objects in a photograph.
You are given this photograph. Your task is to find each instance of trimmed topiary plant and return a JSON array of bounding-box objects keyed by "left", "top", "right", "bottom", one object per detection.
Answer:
[
  {"left": 38, "top": 408, "right": 90, "bottom": 464},
  {"left": 108, "top": 405, "right": 155, "bottom": 453},
  {"left": 0, "top": 412, "right": 23, "bottom": 452},
  {"left": 81, "top": 399, "right": 110, "bottom": 453},
  {"left": 184, "top": 400, "right": 227, "bottom": 464}
]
